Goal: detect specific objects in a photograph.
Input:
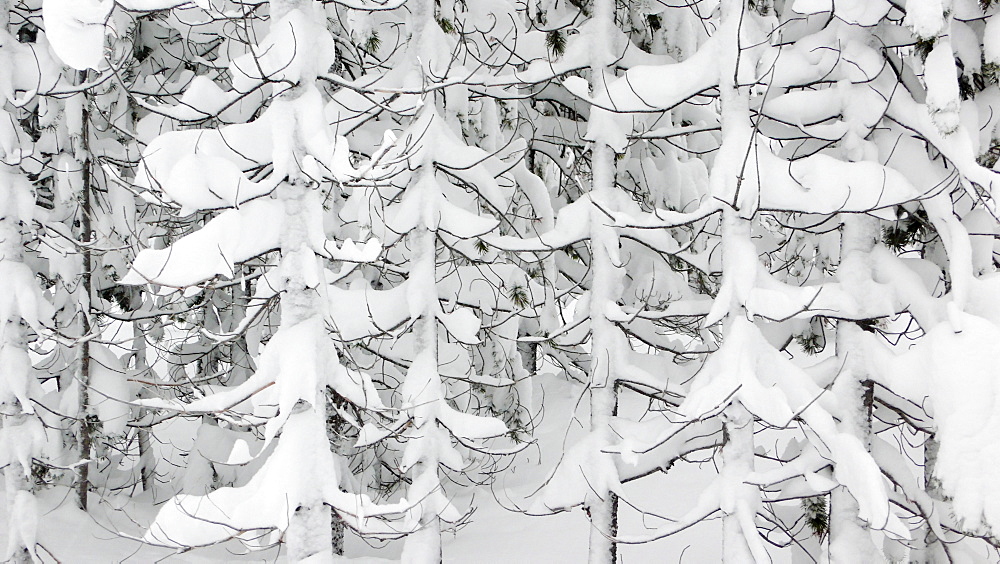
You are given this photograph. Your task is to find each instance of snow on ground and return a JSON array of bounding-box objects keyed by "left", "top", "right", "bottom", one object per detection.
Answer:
[{"left": 0, "top": 373, "right": 800, "bottom": 563}]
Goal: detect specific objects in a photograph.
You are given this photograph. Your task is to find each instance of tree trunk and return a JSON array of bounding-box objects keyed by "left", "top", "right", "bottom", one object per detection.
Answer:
[
  {"left": 331, "top": 510, "right": 345, "bottom": 556},
  {"left": 326, "top": 389, "right": 349, "bottom": 556},
  {"left": 912, "top": 434, "right": 946, "bottom": 563},
  {"left": 710, "top": 0, "right": 769, "bottom": 557},
  {"left": 400, "top": 204, "right": 446, "bottom": 563},
  {"left": 403, "top": 515, "right": 442, "bottom": 564},
  {"left": 586, "top": 129, "right": 622, "bottom": 564},
  {"left": 517, "top": 339, "right": 537, "bottom": 376},
  {"left": 73, "top": 74, "right": 94, "bottom": 511},
  {"left": 721, "top": 402, "right": 756, "bottom": 563},
  {"left": 137, "top": 417, "right": 153, "bottom": 493},
  {"left": 133, "top": 323, "right": 155, "bottom": 493},
  {"left": 829, "top": 214, "right": 880, "bottom": 562},
  {"left": 278, "top": 179, "right": 334, "bottom": 562},
  {"left": 587, "top": 385, "right": 619, "bottom": 564},
  {"left": 585, "top": 7, "right": 623, "bottom": 557}
]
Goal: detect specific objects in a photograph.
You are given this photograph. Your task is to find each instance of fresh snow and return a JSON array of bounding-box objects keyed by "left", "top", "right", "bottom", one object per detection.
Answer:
[{"left": 6, "top": 0, "right": 1000, "bottom": 562}]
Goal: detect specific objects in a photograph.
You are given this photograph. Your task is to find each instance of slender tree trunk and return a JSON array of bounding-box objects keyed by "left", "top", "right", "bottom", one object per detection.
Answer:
[
  {"left": 278, "top": 179, "right": 333, "bottom": 562},
  {"left": 587, "top": 237, "right": 620, "bottom": 564},
  {"left": 721, "top": 402, "right": 756, "bottom": 563},
  {"left": 403, "top": 514, "right": 442, "bottom": 564},
  {"left": 401, "top": 217, "right": 445, "bottom": 564},
  {"left": 587, "top": 385, "right": 619, "bottom": 564},
  {"left": 74, "top": 76, "right": 94, "bottom": 511},
  {"left": 585, "top": 0, "right": 623, "bottom": 555},
  {"left": 133, "top": 322, "right": 155, "bottom": 493},
  {"left": 331, "top": 510, "right": 345, "bottom": 556},
  {"left": 517, "top": 338, "right": 537, "bottom": 376},
  {"left": 913, "top": 434, "right": 946, "bottom": 563},
  {"left": 136, "top": 416, "right": 153, "bottom": 493},
  {"left": 829, "top": 215, "right": 880, "bottom": 562},
  {"left": 586, "top": 132, "right": 622, "bottom": 563},
  {"left": 400, "top": 1, "right": 449, "bottom": 559},
  {"left": 267, "top": 1, "right": 359, "bottom": 559},
  {"left": 326, "top": 389, "right": 348, "bottom": 556},
  {"left": 711, "top": 0, "right": 768, "bottom": 556},
  {"left": 517, "top": 331, "right": 538, "bottom": 423},
  {"left": 715, "top": 214, "right": 766, "bottom": 564}
]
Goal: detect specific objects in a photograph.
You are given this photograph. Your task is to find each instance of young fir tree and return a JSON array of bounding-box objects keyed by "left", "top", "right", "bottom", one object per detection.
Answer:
[
  {"left": 0, "top": 142, "right": 54, "bottom": 564},
  {"left": 0, "top": 5, "right": 60, "bottom": 558},
  {"left": 122, "top": 0, "right": 395, "bottom": 560}
]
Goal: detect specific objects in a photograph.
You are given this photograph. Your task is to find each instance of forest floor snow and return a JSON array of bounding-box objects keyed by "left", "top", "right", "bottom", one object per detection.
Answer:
[{"left": 0, "top": 373, "right": 780, "bottom": 563}]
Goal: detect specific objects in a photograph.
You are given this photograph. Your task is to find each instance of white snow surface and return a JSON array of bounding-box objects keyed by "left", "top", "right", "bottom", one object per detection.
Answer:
[
  {"left": 0, "top": 374, "right": 739, "bottom": 563},
  {"left": 41, "top": 0, "right": 111, "bottom": 70}
]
